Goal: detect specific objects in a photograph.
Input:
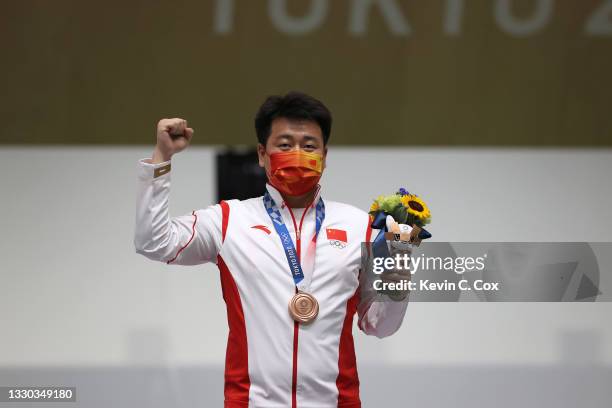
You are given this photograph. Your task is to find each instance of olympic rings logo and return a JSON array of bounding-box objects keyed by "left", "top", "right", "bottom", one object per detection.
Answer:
[{"left": 329, "top": 240, "right": 347, "bottom": 249}]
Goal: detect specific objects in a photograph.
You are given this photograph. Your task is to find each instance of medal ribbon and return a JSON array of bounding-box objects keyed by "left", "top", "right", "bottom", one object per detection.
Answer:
[{"left": 263, "top": 191, "right": 325, "bottom": 287}]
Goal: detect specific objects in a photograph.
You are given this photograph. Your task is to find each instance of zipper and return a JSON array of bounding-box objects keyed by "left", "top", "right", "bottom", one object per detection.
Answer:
[{"left": 285, "top": 202, "right": 313, "bottom": 408}]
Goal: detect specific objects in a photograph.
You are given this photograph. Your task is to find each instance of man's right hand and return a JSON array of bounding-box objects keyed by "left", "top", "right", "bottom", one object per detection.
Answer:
[{"left": 151, "top": 118, "right": 194, "bottom": 163}]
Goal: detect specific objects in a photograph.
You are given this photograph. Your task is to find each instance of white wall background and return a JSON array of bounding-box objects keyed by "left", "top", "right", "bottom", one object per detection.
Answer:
[{"left": 1, "top": 146, "right": 611, "bottom": 371}]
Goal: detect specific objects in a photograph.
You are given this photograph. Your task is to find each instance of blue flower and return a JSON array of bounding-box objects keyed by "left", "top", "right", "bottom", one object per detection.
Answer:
[{"left": 398, "top": 187, "right": 409, "bottom": 196}]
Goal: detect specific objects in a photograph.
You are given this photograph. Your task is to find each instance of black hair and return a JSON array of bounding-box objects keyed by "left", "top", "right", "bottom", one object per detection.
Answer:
[{"left": 255, "top": 91, "right": 332, "bottom": 146}]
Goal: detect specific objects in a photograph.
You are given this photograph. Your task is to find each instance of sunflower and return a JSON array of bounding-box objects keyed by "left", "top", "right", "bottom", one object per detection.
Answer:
[
  {"left": 369, "top": 200, "right": 380, "bottom": 213},
  {"left": 400, "top": 194, "right": 431, "bottom": 221}
]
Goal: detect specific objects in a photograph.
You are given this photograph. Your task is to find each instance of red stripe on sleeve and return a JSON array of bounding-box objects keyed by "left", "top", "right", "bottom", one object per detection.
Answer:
[
  {"left": 365, "top": 215, "right": 373, "bottom": 258},
  {"left": 220, "top": 200, "right": 230, "bottom": 243},
  {"left": 166, "top": 211, "right": 198, "bottom": 264}
]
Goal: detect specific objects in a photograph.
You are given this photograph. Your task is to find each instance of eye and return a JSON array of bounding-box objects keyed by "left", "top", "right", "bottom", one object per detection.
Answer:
[{"left": 278, "top": 143, "right": 291, "bottom": 149}]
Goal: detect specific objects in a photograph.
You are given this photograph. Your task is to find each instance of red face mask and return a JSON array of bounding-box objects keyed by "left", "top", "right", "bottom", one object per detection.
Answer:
[{"left": 267, "top": 151, "right": 323, "bottom": 196}]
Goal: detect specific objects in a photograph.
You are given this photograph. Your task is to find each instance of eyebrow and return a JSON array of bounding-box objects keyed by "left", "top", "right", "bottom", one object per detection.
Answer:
[
  {"left": 275, "top": 134, "right": 320, "bottom": 143},
  {"left": 301, "top": 135, "right": 319, "bottom": 142}
]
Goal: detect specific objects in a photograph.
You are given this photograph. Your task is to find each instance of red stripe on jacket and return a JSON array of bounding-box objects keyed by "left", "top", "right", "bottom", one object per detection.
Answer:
[
  {"left": 166, "top": 211, "right": 198, "bottom": 264},
  {"left": 335, "top": 288, "right": 361, "bottom": 407},
  {"left": 334, "top": 214, "right": 372, "bottom": 406},
  {"left": 218, "top": 201, "right": 251, "bottom": 406},
  {"left": 220, "top": 200, "right": 229, "bottom": 241}
]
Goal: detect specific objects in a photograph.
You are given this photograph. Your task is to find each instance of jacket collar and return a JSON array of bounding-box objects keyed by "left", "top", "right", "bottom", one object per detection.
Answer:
[{"left": 264, "top": 183, "right": 323, "bottom": 210}]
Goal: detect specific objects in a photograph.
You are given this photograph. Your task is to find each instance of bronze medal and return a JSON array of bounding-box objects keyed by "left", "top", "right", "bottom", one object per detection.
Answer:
[{"left": 288, "top": 291, "right": 319, "bottom": 324}]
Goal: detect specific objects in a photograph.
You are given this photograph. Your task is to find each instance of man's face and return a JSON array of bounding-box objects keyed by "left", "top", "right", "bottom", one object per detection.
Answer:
[{"left": 257, "top": 117, "right": 327, "bottom": 173}]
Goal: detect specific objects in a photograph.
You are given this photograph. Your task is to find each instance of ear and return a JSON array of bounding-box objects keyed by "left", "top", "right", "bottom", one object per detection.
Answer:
[
  {"left": 257, "top": 143, "right": 266, "bottom": 168},
  {"left": 322, "top": 146, "right": 328, "bottom": 170}
]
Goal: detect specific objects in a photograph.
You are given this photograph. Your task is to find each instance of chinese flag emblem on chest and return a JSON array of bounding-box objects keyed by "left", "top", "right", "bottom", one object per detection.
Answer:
[{"left": 326, "top": 228, "right": 347, "bottom": 243}]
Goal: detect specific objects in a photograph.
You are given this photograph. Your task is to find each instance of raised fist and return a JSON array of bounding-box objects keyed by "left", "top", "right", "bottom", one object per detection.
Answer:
[{"left": 152, "top": 118, "right": 194, "bottom": 163}]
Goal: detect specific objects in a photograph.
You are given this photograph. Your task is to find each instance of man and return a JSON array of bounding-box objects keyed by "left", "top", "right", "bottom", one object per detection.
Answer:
[{"left": 134, "top": 92, "right": 409, "bottom": 407}]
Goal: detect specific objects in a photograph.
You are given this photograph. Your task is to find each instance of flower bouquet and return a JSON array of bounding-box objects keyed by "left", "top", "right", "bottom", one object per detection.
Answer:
[{"left": 369, "top": 188, "right": 432, "bottom": 248}]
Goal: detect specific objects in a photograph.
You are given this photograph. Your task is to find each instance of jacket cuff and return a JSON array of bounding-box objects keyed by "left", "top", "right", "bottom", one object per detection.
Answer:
[{"left": 138, "top": 158, "right": 171, "bottom": 180}]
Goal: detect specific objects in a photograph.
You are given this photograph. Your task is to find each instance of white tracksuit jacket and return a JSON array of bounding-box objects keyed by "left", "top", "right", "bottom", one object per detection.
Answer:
[{"left": 133, "top": 159, "right": 408, "bottom": 408}]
